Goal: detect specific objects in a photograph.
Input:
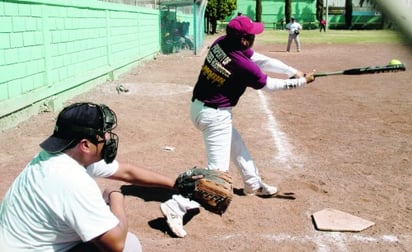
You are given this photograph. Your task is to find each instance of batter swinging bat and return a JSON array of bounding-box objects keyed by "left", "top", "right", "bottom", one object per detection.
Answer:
[{"left": 314, "top": 64, "right": 406, "bottom": 78}]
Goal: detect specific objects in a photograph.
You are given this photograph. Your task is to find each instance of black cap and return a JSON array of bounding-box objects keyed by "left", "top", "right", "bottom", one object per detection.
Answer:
[{"left": 40, "top": 103, "right": 104, "bottom": 153}]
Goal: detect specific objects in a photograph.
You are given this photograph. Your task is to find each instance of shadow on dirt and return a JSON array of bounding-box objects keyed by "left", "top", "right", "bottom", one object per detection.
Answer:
[
  {"left": 121, "top": 185, "right": 175, "bottom": 202},
  {"left": 148, "top": 209, "right": 200, "bottom": 238},
  {"left": 233, "top": 187, "right": 296, "bottom": 200}
]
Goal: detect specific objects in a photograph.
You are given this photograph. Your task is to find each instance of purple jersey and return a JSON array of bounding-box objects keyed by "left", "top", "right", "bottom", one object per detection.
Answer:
[{"left": 192, "top": 35, "right": 267, "bottom": 108}]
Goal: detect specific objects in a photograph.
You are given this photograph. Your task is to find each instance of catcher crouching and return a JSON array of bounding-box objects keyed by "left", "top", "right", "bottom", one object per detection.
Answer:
[
  {"left": 160, "top": 167, "right": 233, "bottom": 237},
  {"left": 175, "top": 167, "right": 233, "bottom": 215}
]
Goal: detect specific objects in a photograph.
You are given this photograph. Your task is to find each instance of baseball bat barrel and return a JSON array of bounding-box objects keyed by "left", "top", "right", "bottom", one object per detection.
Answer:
[{"left": 314, "top": 64, "right": 406, "bottom": 77}]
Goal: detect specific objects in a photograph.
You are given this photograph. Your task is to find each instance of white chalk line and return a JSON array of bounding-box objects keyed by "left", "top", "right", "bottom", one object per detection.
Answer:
[
  {"left": 216, "top": 232, "right": 408, "bottom": 252},
  {"left": 257, "top": 90, "right": 305, "bottom": 168}
]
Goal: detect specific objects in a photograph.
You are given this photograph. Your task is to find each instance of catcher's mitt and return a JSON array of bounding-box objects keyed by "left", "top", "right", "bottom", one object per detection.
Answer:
[{"left": 174, "top": 167, "right": 233, "bottom": 215}]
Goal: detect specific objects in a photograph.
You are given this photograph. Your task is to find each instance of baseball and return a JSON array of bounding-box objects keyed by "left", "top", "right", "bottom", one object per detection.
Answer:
[{"left": 389, "top": 59, "right": 402, "bottom": 65}]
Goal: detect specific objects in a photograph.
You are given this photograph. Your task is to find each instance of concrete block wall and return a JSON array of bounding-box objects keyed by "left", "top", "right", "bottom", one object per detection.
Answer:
[{"left": 0, "top": 0, "right": 160, "bottom": 130}]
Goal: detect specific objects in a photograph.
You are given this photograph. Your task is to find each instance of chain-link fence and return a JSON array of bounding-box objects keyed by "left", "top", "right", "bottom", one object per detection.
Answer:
[{"left": 98, "top": 0, "right": 206, "bottom": 54}]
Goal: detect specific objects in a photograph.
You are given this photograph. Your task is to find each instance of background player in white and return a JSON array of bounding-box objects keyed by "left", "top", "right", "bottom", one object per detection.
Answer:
[{"left": 286, "top": 16, "right": 303, "bottom": 52}]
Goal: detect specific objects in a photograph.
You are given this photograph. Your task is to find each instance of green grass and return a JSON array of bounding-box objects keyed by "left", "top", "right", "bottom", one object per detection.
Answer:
[{"left": 257, "top": 29, "right": 406, "bottom": 45}]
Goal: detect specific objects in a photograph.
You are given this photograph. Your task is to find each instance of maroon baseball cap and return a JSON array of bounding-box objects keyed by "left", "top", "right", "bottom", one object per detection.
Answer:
[{"left": 226, "top": 16, "right": 264, "bottom": 36}]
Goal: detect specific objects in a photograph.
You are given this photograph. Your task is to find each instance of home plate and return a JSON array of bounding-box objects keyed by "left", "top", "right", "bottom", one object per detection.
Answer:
[{"left": 312, "top": 208, "right": 375, "bottom": 232}]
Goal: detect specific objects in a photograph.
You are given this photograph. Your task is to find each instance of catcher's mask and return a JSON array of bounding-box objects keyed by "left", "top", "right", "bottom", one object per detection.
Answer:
[{"left": 40, "top": 102, "right": 119, "bottom": 163}]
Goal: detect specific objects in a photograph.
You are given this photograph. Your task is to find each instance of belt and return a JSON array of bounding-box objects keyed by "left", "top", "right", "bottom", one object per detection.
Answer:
[{"left": 191, "top": 97, "right": 218, "bottom": 109}]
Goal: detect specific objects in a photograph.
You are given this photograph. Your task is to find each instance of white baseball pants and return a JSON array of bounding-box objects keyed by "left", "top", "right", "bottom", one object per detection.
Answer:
[
  {"left": 190, "top": 99, "right": 263, "bottom": 192},
  {"left": 161, "top": 99, "right": 264, "bottom": 218}
]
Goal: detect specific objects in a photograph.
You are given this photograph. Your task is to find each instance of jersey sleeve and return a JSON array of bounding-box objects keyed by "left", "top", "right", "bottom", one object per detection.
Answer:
[
  {"left": 251, "top": 52, "right": 297, "bottom": 77},
  {"left": 87, "top": 159, "right": 119, "bottom": 178}
]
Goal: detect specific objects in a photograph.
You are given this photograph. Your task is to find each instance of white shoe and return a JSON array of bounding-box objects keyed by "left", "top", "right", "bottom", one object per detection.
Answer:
[
  {"left": 160, "top": 203, "right": 187, "bottom": 238},
  {"left": 243, "top": 183, "right": 278, "bottom": 197}
]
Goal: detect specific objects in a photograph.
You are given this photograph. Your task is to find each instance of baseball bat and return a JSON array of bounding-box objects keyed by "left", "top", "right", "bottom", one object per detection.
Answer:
[{"left": 314, "top": 64, "right": 406, "bottom": 77}]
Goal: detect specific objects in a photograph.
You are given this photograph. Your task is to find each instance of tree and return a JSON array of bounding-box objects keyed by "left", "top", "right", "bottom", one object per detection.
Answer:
[
  {"left": 256, "top": 0, "right": 262, "bottom": 22},
  {"left": 205, "top": 0, "right": 237, "bottom": 34},
  {"left": 345, "top": 0, "right": 353, "bottom": 29},
  {"left": 316, "top": 0, "right": 324, "bottom": 22},
  {"left": 285, "top": 0, "right": 292, "bottom": 23}
]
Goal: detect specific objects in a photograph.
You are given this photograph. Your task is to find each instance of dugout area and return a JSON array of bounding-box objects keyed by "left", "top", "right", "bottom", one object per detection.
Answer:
[{"left": 159, "top": 0, "right": 207, "bottom": 55}]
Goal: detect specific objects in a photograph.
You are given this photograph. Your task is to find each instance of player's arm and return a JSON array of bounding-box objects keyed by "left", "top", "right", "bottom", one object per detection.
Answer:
[
  {"left": 109, "top": 162, "right": 176, "bottom": 190},
  {"left": 251, "top": 52, "right": 304, "bottom": 78},
  {"left": 87, "top": 160, "right": 176, "bottom": 189},
  {"left": 263, "top": 71, "right": 315, "bottom": 91},
  {"left": 91, "top": 189, "right": 128, "bottom": 252}
]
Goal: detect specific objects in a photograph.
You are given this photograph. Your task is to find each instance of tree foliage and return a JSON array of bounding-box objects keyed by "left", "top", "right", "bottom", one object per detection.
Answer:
[
  {"left": 206, "top": 0, "right": 236, "bottom": 20},
  {"left": 205, "top": 0, "right": 237, "bottom": 34}
]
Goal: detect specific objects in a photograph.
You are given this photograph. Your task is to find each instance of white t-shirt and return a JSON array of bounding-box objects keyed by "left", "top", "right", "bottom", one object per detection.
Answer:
[
  {"left": 0, "top": 151, "right": 119, "bottom": 252},
  {"left": 286, "top": 21, "right": 302, "bottom": 34},
  {"left": 87, "top": 159, "right": 119, "bottom": 178}
]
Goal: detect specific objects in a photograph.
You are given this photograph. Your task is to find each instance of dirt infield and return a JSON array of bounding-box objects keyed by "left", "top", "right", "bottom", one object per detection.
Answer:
[{"left": 1, "top": 33, "right": 411, "bottom": 251}]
